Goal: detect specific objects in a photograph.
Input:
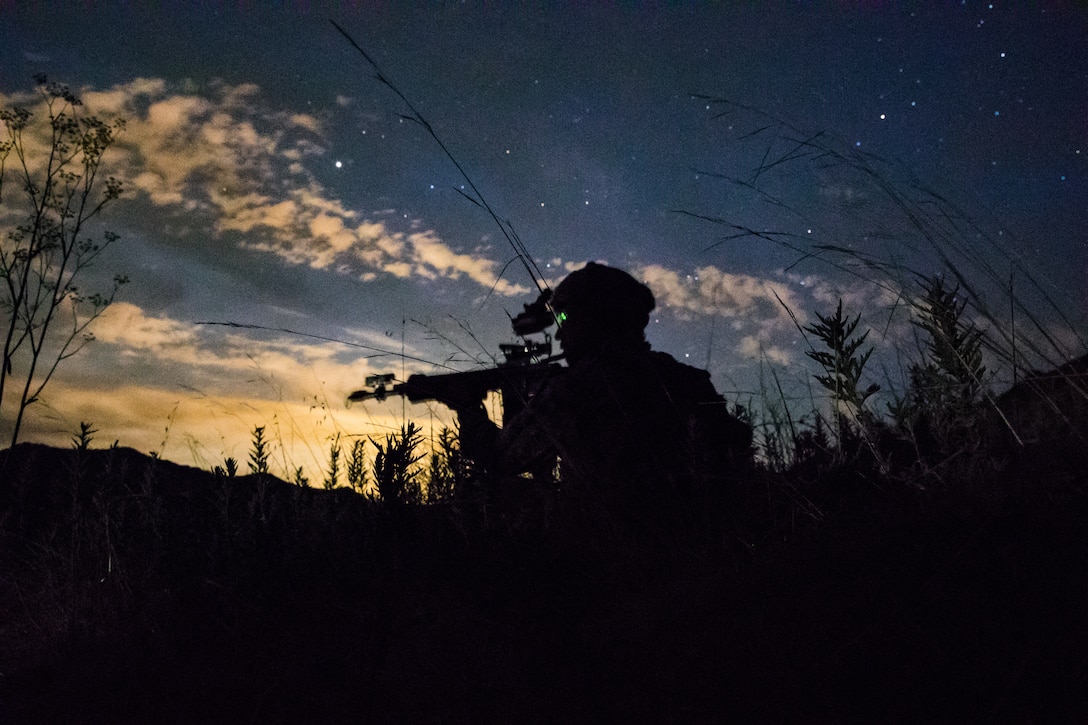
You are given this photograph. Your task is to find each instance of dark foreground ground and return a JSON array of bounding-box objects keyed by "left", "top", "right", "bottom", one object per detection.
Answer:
[{"left": 1, "top": 440, "right": 1086, "bottom": 723}]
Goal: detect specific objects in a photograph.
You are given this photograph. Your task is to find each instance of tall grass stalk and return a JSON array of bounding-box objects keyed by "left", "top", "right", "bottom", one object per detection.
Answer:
[
  {"left": 323, "top": 433, "right": 342, "bottom": 490},
  {"left": 688, "top": 98, "right": 1086, "bottom": 443}
]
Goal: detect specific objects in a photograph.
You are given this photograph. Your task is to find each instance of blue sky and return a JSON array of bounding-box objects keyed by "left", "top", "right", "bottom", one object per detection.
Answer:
[{"left": 1, "top": 3, "right": 1085, "bottom": 478}]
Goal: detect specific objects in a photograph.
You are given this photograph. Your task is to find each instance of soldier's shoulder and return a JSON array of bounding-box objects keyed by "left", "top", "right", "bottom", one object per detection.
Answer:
[{"left": 647, "top": 351, "right": 722, "bottom": 400}]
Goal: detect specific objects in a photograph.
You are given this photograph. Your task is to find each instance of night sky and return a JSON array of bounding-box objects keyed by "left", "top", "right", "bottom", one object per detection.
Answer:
[{"left": 1, "top": 3, "right": 1085, "bottom": 479}]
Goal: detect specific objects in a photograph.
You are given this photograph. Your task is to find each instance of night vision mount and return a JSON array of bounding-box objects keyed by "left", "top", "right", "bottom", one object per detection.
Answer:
[{"left": 510, "top": 289, "right": 555, "bottom": 338}]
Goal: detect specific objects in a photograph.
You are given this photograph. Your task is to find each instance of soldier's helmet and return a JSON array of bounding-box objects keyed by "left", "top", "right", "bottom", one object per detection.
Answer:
[{"left": 550, "top": 262, "right": 655, "bottom": 335}]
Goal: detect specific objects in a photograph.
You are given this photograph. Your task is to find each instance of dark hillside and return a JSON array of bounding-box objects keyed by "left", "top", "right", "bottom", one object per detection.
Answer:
[{"left": 1, "top": 435, "right": 1087, "bottom": 722}]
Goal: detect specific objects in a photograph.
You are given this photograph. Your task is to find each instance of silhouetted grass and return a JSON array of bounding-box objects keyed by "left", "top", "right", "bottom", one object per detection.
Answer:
[
  {"left": 2, "top": 345, "right": 1087, "bottom": 723},
  {"left": 3, "top": 189, "right": 1087, "bottom": 719},
  {"left": 4, "top": 252, "right": 1087, "bottom": 721}
]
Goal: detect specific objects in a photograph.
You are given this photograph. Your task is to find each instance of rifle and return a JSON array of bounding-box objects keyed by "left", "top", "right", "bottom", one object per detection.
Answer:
[{"left": 348, "top": 292, "right": 564, "bottom": 424}]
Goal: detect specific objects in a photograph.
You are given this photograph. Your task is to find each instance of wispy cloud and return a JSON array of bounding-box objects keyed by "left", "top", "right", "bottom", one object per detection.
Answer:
[
  {"left": 637, "top": 262, "right": 910, "bottom": 366},
  {"left": 639, "top": 264, "right": 804, "bottom": 323},
  {"left": 90, "top": 302, "right": 444, "bottom": 396},
  {"left": 71, "top": 79, "right": 526, "bottom": 295}
]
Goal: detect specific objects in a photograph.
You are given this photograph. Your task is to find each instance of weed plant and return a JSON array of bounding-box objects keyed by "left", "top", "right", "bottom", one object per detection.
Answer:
[
  {"left": 371, "top": 422, "right": 425, "bottom": 505},
  {"left": 345, "top": 438, "right": 368, "bottom": 494},
  {"left": 248, "top": 425, "right": 271, "bottom": 475},
  {"left": 803, "top": 299, "right": 881, "bottom": 452},
  {"left": 323, "top": 433, "right": 342, "bottom": 491},
  {"left": 425, "top": 426, "right": 467, "bottom": 504}
]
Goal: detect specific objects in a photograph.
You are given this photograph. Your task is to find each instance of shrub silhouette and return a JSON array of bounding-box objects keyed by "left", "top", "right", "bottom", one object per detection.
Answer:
[{"left": 0, "top": 76, "right": 128, "bottom": 447}]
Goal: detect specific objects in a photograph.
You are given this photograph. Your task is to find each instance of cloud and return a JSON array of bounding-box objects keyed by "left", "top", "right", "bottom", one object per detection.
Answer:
[
  {"left": 780, "top": 271, "right": 905, "bottom": 325},
  {"left": 1, "top": 79, "right": 523, "bottom": 298},
  {"left": 409, "top": 230, "right": 529, "bottom": 295},
  {"left": 635, "top": 261, "right": 915, "bottom": 369},
  {"left": 738, "top": 334, "right": 792, "bottom": 366},
  {"left": 9, "top": 300, "right": 459, "bottom": 480},
  {"left": 90, "top": 302, "right": 444, "bottom": 398},
  {"left": 73, "top": 78, "right": 527, "bottom": 295},
  {"left": 638, "top": 263, "right": 804, "bottom": 325},
  {"left": 92, "top": 301, "right": 201, "bottom": 352}
]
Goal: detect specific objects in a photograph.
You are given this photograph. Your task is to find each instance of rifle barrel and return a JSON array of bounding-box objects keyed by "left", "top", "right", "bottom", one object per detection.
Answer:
[{"left": 346, "top": 357, "right": 564, "bottom": 407}]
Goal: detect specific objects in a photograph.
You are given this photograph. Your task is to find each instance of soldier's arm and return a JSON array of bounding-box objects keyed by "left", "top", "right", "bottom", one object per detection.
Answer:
[{"left": 455, "top": 402, "right": 501, "bottom": 473}]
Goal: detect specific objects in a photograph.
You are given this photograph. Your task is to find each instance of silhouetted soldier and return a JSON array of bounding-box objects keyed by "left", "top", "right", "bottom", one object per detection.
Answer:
[{"left": 452, "top": 262, "right": 752, "bottom": 504}]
